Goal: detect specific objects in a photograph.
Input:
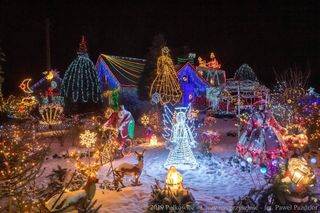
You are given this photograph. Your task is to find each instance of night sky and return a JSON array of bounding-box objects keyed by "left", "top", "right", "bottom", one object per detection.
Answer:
[{"left": 0, "top": 0, "right": 319, "bottom": 95}]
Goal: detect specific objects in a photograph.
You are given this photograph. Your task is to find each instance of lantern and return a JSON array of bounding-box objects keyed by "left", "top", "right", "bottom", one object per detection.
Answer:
[
  {"left": 292, "top": 168, "right": 307, "bottom": 185},
  {"left": 165, "top": 166, "right": 183, "bottom": 190},
  {"left": 287, "top": 158, "right": 313, "bottom": 187},
  {"left": 150, "top": 134, "right": 158, "bottom": 146}
]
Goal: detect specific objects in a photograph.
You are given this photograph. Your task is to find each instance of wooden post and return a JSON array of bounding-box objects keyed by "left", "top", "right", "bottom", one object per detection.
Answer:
[
  {"left": 237, "top": 81, "right": 241, "bottom": 139},
  {"left": 45, "top": 18, "right": 51, "bottom": 70}
]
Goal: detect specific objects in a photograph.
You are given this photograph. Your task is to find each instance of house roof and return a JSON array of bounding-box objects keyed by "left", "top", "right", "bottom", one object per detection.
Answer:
[
  {"left": 96, "top": 54, "right": 146, "bottom": 89},
  {"left": 31, "top": 71, "right": 62, "bottom": 92},
  {"left": 177, "top": 62, "right": 210, "bottom": 90}
]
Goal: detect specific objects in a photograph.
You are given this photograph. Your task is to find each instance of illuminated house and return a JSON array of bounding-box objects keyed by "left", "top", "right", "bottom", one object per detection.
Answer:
[
  {"left": 177, "top": 62, "right": 210, "bottom": 106},
  {"left": 32, "top": 70, "right": 63, "bottom": 104},
  {"left": 96, "top": 54, "right": 146, "bottom": 98},
  {"left": 196, "top": 52, "right": 226, "bottom": 87},
  {"left": 18, "top": 70, "right": 64, "bottom": 106}
]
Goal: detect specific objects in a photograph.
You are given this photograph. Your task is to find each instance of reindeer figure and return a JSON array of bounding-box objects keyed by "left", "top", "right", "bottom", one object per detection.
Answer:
[
  {"left": 44, "top": 174, "right": 98, "bottom": 213},
  {"left": 114, "top": 149, "right": 145, "bottom": 187}
]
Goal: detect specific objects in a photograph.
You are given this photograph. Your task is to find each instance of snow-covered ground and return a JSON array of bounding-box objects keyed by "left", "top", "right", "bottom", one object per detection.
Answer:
[{"left": 39, "top": 118, "right": 320, "bottom": 213}]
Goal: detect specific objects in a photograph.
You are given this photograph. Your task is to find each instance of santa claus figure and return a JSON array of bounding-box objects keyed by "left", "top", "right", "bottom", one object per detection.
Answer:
[
  {"left": 117, "top": 105, "right": 135, "bottom": 146},
  {"left": 103, "top": 106, "right": 135, "bottom": 148},
  {"left": 103, "top": 108, "right": 119, "bottom": 129}
]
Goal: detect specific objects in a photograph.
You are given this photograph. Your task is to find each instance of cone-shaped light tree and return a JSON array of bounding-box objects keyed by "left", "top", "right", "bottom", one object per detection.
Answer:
[{"left": 61, "top": 36, "right": 102, "bottom": 113}]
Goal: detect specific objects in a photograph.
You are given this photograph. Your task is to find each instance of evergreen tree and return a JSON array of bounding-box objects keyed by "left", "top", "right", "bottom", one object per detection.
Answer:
[
  {"left": 0, "top": 128, "right": 49, "bottom": 212},
  {"left": 61, "top": 36, "right": 102, "bottom": 114},
  {"left": 41, "top": 166, "right": 68, "bottom": 200},
  {"left": 138, "top": 34, "right": 166, "bottom": 101}
]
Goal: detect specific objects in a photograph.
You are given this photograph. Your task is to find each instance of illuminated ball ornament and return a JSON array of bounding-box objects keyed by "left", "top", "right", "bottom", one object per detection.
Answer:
[
  {"left": 310, "top": 157, "right": 317, "bottom": 165},
  {"left": 51, "top": 80, "right": 57, "bottom": 89},
  {"left": 246, "top": 157, "right": 253, "bottom": 164},
  {"left": 272, "top": 159, "right": 278, "bottom": 166},
  {"left": 80, "top": 130, "right": 97, "bottom": 148},
  {"left": 260, "top": 167, "right": 267, "bottom": 174}
]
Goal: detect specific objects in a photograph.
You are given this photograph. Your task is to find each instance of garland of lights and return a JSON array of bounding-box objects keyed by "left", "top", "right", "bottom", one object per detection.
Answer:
[
  {"left": 237, "top": 109, "right": 288, "bottom": 163},
  {"left": 149, "top": 47, "right": 182, "bottom": 105},
  {"left": 0, "top": 127, "right": 49, "bottom": 212},
  {"left": 283, "top": 124, "right": 308, "bottom": 149},
  {"left": 3, "top": 95, "right": 38, "bottom": 119},
  {"left": 61, "top": 38, "right": 102, "bottom": 103},
  {"left": 299, "top": 93, "right": 320, "bottom": 142},
  {"left": 99, "top": 54, "right": 144, "bottom": 86}
]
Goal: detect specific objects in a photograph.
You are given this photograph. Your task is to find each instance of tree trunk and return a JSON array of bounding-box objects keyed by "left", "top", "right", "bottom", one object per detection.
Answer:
[{"left": 8, "top": 196, "right": 13, "bottom": 213}]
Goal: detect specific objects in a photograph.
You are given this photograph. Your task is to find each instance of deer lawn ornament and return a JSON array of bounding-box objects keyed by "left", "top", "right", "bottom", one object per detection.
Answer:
[
  {"left": 44, "top": 174, "right": 98, "bottom": 213},
  {"left": 114, "top": 149, "right": 145, "bottom": 187}
]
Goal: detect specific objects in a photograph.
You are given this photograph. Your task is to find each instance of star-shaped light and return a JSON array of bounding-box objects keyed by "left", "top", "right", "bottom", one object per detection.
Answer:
[{"left": 80, "top": 130, "right": 97, "bottom": 148}]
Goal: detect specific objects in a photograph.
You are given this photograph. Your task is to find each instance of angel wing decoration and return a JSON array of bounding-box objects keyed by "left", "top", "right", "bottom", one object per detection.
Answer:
[
  {"left": 185, "top": 103, "right": 197, "bottom": 140},
  {"left": 162, "top": 104, "right": 174, "bottom": 142}
]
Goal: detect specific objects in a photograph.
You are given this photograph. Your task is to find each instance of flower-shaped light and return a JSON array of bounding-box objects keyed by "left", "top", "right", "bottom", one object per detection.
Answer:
[{"left": 80, "top": 130, "right": 97, "bottom": 148}]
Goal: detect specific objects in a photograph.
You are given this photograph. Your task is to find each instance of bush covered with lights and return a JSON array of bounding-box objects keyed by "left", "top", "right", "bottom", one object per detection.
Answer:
[{"left": 147, "top": 167, "right": 199, "bottom": 213}]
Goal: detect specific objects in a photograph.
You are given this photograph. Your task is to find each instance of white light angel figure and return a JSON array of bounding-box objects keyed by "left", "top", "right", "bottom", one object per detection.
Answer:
[{"left": 163, "top": 104, "right": 199, "bottom": 170}]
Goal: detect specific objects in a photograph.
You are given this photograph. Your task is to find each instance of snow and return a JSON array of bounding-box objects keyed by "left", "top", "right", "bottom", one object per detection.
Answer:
[
  {"left": 45, "top": 189, "right": 87, "bottom": 211},
  {"left": 38, "top": 118, "right": 320, "bottom": 213}
]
